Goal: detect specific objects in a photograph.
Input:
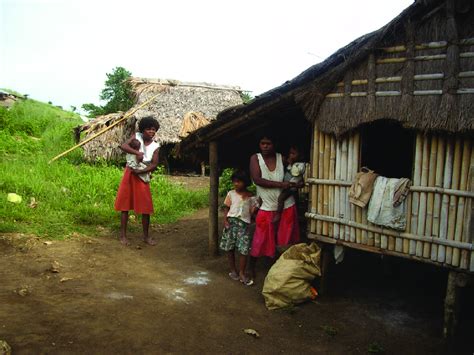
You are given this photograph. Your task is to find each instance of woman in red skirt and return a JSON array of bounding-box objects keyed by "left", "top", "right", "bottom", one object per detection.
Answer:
[
  {"left": 114, "top": 116, "right": 160, "bottom": 246},
  {"left": 249, "top": 134, "right": 302, "bottom": 280}
]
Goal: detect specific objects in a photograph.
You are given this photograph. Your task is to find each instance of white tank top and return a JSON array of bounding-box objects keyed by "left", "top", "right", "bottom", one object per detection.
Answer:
[
  {"left": 135, "top": 132, "right": 160, "bottom": 163},
  {"left": 256, "top": 153, "right": 295, "bottom": 211}
]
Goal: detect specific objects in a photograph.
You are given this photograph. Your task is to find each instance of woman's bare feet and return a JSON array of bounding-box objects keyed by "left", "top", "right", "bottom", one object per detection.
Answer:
[
  {"left": 143, "top": 237, "right": 156, "bottom": 246},
  {"left": 120, "top": 236, "right": 130, "bottom": 246}
]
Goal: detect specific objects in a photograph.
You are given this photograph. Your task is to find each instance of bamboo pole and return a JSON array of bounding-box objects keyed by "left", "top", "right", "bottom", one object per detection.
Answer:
[
  {"left": 439, "top": 139, "right": 454, "bottom": 263},
  {"left": 410, "top": 134, "right": 423, "bottom": 254},
  {"left": 417, "top": 135, "right": 430, "bottom": 257},
  {"left": 340, "top": 138, "right": 349, "bottom": 241},
  {"left": 461, "top": 145, "right": 474, "bottom": 269},
  {"left": 317, "top": 132, "right": 325, "bottom": 234},
  {"left": 305, "top": 213, "right": 474, "bottom": 250},
  {"left": 423, "top": 134, "right": 436, "bottom": 257},
  {"left": 432, "top": 135, "right": 444, "bottom": 260},
  {"left": 310, "top": 125, "right": 320, "bottom": 233},
  {"left": 403, "top": 194, "right": 412, "bottom": 253},
  {"left": 353, "top": 133, "right": 362, "bottom": 244},
  {"left": 446, "top": 138, "right": 462, "bottom": 265},
  {"left": 49, "top": 93, "right": 160, "bottom": 163},
  {"left": 334, "top": 140, "right": 342, "bottom": 239},
  {"left": 306, "top": 179, "right": 351, "bottom": 186},
  {"left": 347, "top": 135, "right": 355, "bottom": 242},
  {"left": 329, "top": 136, "right": 336, "bottom": 237},
  {"left": 452, "top": 139, "right": 470, "bottom": 267},
  {"left": 322, "top": 133, "right": 331, "bottom": 236},
  {"left": 432, "top": 135, "right": 446, "bottom": 261}
]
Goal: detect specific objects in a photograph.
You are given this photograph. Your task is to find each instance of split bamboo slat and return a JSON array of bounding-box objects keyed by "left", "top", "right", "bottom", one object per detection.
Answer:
[
  {"left": 310, "top": 125, "right": 320, "bottom": 233},
  {"left": 347, "top": 135, "right": 355, "bottom": 242},
  {"left": 317, "top": 131, "right": 325, "bottom": 234},
  {"left": 334, "top": 140, "right": 342, "bottom": 239},
  {"left": 322, "top": 133, "right": 331, "bottom": 236},
  {"left": 329, "top": 136, "right": 336, "bottom": 237},
  {"left": 410, "top": 134, "right": 423, "bottom": 254},
  {"left": 341, "top": 139, "right": 349, "bottom": 241},
  {"left": 461, "top": 145, "right": 474, "bottom": 269},
  {"left": 452, "top": 139, "right": 471, "bottom": 267},
  {"left": 346, "top": 135, "right": 355, "bottom": 242},
  {"left": 452, "top": 139, "right": 470, "bottom": 267},
  {"left": 421, "top": 134, "right": 437, "bottom": 259},
  {"left": 438, "top": 139, "right": 454, "bottom": 263},
  {"left": 403, "top": 194, "right": 412, "bottom": 253},
  {"left": 416, "top": 135, "right": 430, "bottom": 257},
  {"left": 353, "top": 133, "right": 362, "bottom": 244},
  {"left": 431, "top": 135, "right": 446, "bottom": 261},
  {"left": 446, "top": 139, "right": 462, "bottom": 265}
]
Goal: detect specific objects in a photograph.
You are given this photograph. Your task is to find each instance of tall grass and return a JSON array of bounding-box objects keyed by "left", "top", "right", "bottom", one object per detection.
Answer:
[{"left": 0, "top": 98, "right": 208, "bottom": 238}]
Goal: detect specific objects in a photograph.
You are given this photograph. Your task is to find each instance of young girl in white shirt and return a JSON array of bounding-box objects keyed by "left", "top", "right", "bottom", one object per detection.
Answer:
[{"left": 220, "top": 170, "right": 258, "bottom": 286}]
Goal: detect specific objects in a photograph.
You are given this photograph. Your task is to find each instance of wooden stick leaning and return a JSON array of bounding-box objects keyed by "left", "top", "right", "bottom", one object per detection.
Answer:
[{"left": 49, "top": 94, "right": 161, "bottom": 163}]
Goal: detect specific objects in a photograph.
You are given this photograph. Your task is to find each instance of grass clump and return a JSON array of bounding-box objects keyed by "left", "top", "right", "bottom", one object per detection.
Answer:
[{"left": 0, "top": 96, "right": 208, "bottom": 238}]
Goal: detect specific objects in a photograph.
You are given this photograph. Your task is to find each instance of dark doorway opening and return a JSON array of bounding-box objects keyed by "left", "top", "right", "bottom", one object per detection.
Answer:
[{"left": 360, "top": 120, "right": 415, "bottom": 179}]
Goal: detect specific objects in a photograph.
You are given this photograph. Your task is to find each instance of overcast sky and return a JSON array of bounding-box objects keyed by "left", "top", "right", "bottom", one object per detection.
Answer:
[{"left": 1, "top": 0, "right": 412, "bottom": 113}]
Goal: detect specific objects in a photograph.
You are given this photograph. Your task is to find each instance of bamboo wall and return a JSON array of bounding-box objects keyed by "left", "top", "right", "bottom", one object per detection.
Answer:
[{"left": 306, "top": 127, "right": 474, "bottom": 272}]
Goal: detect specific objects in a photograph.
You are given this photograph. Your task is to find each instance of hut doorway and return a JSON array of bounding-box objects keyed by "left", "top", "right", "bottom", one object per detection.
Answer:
[{"left": 360, "top": 120, "right": 415, "bottom": 178}]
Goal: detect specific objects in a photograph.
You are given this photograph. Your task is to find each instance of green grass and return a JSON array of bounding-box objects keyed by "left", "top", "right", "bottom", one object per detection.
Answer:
[{"left": 0, "top": 96, "right": 208, "bottom": 238}]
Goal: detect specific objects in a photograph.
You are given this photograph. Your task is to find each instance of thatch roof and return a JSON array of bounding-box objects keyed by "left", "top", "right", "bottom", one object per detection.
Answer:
[
  {"left": 77, "top": 78, "right": 243, "bottom": 161},
  {"left": 181, "top": 0, "right": 474, "bottom": 150}
]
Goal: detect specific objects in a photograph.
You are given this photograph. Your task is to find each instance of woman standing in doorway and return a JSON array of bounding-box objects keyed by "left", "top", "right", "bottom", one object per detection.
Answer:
[{"left": 249, "top": 134, "right": 301, "bottom": 278}]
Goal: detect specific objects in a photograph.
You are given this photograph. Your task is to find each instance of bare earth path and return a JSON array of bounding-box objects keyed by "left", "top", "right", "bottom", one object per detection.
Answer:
[{"left": 0, "top": 208, "right": 470, "bottom": 354}]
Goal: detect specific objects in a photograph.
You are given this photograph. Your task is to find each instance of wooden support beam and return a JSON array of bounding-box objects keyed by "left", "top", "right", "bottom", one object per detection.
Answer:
[
  {"left": 443, "top": 271, "right": 459, "bottom": 338},
  {"left": 208, "top": 141, "right": 219, "bottom": 256}
]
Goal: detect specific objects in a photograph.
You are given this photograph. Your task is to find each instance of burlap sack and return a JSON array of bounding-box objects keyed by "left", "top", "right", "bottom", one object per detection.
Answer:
[{"left": 262, "top": 243, "right": 321, "bottom": 310}]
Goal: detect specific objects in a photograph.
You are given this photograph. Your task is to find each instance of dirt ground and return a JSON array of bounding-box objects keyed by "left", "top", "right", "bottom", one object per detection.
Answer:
[{"left": 1, "top": 205, "right": 473, "bottom": 353}]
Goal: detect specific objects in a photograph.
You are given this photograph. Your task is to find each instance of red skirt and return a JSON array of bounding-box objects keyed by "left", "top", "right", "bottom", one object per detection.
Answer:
[
  {"left": 114, "top": 168, "right": 154, "bottom": 214},
  {"left": 250, "top": 204, "right": 300, "bottom": 258}
]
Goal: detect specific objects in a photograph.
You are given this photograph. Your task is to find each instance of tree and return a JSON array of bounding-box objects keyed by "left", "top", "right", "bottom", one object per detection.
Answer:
[
  {"left": 241, "top": 91, "right": 253, "bottom": 104},
  {"left": 82, "top": 66, "right": 134, "bottom": 117}
]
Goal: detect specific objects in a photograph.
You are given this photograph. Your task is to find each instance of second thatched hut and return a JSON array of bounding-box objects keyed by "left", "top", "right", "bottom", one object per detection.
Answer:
[{"left": 77, "top": 77, "right": 243, "bottom": 171}]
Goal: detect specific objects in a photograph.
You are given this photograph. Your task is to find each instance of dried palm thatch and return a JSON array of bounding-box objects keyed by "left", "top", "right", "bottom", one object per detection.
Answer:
[
  {"left": 77, "top": 78, "right": 242, "bottom": 161},
  {"left": 179, "top": 112, "right": 210, "bottom": 139},
  {"left": 181, "top": 0, "right": 474, "bottom": 151},
  {"left": 76, "top": 112, "right": 136, "bottom": 161}
]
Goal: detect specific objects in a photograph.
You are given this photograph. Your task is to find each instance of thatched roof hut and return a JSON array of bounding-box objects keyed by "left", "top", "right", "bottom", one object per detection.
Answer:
[
  {"left": 182, "top": 0, "right": 474, "bottom": 337},
  {"left": 77, "top": 78, "right": 243, "bottom": 162}
]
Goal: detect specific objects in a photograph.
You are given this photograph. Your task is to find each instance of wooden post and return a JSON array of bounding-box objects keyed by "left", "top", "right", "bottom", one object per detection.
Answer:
[
  {"left": 209, "top": 141, "right": 219, "bottom": 256},
  {"left": 443, "top": 271, "right": 469, "bottom": 338},
  {"left": 319, "top": 245, "right": 333, "bottom": 296}
]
